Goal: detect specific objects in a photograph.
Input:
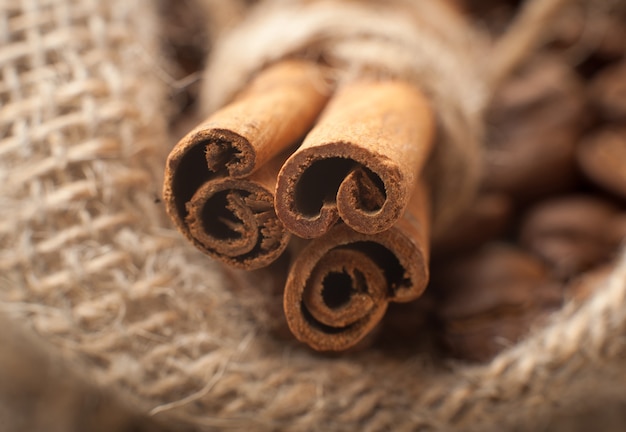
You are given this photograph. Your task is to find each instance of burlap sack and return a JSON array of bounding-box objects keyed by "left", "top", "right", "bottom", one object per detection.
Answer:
[{"left": 1, "top": 0, "right": 626, "bottom": 431}]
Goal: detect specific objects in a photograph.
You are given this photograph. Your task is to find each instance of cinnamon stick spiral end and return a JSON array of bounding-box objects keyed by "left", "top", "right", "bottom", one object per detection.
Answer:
[
  {"left": 275, "top": 80, "right": 433, "bottom": 239},
  {"left": 285, "top": 248, "right": 388, "bottom": 351},
  {"left": 165, "top": 60, "right": 330, "bottom": 242},
  {"left": 163, "top": 128, "right": 255, "bottom": 233},
  {"left": 284, "top": 225, "right": 429, "bottom": 351},
  {"left": 275, "top": 145, "right": 405, "bottom": 239},
  {"left": 185, "top": 178, "right": 289, "bottom": 270}
]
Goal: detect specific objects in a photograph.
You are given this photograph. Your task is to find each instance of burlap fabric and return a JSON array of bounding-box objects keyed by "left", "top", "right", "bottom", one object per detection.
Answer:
[{"left": 1, "top": 0, "right": 626, "bottom": 431}]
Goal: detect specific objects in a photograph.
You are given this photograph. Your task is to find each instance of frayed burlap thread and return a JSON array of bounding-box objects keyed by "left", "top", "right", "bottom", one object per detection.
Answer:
[
  {"left": 2, "top": 0, "right": 626, "bottom": 431},
  {"left": 202, "top": 0, "right": 490, "bottom": 235}
]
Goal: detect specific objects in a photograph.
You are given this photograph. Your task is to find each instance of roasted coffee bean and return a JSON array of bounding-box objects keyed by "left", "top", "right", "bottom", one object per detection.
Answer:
[
  {"left": 483, "top": 56, "right": 587, "bottom": 202},
  {"left": 519, "top": 196, "right": 619, "bottom": 279},
  {"left": 443, "top": 311, "right": 557, "bottom": 363},
  {"left": 577, "top": 128, "right": 626, "bottom": 200},
  {"left": 552, "top": 5, "right": 626, "bottom": 62},
  {"left": 432, "top": 193, "right": 512, "bottom": 257},
  {"left": 434, "top": 244, "right": 563, "bottom": 362},
  {"left": 435, "top": 244, "right": 561, "bottom": 319},
  {"left": 589, "top": 62, "right": 626, "bottom": 122},
  {"left": 606, "top": 214, "right": 626, "bottom": 248}
]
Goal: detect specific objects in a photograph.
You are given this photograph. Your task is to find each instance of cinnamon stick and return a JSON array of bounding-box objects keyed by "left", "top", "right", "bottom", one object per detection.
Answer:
[
  {"left": 283, "top": 180, "right": 430, "bottom": 351},
  {"left": 163, "top": 60, "right": 330, "bottom": 268},
  {"left": 275, "top": 80, "right": 434, "bottom": 238}
]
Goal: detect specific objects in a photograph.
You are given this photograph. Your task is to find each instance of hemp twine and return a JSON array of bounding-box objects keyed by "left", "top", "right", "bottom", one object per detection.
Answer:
[
  {"left": 2, "top": 0, "right": 626, "bottom": 431},
  {"left": 195, "top": 0, "right": 249, "bottom": 48},
  {"left": 488, "top": 0, "right": 573, "bottom": 89}
]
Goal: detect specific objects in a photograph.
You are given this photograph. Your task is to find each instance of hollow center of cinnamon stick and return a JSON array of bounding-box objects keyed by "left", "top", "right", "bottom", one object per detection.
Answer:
[
  {"left": 170, "top": 131, "right": 253, "bottom": 223},
  {"left": 205, "top": 139, "right": 245, "bottom": 174},
  {"left": 295, "top": 158, "right": 354, "bottom": 216},
  {"left": 343, "top": 242, "right": 410, "bottom": 297},
  {"left": 200, "top": 190, "right": 248, "bottom": 240},
  {"left": 322, "top": 271, "right": 358, "bottom": 309},
  {"left": 294, "top": 158, "right": 386, "bottom": 217},
  {"left": 346, "top": 167, "right": 387, "bottom": 212},
  {"left": 295, "top": 247, "right": 391, "bottom": 343},
  {"left": 172, "top": 142, "right": 213, "bottom": 220}
]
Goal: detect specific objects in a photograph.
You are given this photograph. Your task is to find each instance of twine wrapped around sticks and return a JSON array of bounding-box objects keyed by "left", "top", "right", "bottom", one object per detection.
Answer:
[
  {"left": 202, "top": 0, "right": 489, "bottom": 235},
  {"left": 1, "top": 0, "right": 626, "bottom": 431}
]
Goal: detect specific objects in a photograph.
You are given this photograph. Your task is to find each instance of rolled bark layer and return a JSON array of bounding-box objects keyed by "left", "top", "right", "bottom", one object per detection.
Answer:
[
  {"left": 183, "top": 159, "right": 290, "bottom": 269},
  {"left": 284, "top": 181, "right": 430, "bottom": 351},
  {"left": 275, "top": 80, "right": 434, "bottom": 238},
  {"left": 163, "top": 60, "right": 329, "bottom": 268}
]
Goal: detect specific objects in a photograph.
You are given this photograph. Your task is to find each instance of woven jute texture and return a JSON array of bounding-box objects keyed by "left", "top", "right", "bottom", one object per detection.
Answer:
[
  {"left": 2, "top": 0, "right": 626, "bottom": 431},
  {"left": 0, "top": 310, "right": 180, "bottom": 432}
]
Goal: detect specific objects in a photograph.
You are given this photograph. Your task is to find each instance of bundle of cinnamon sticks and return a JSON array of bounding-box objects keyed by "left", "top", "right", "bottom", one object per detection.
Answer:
[
  {"left": 163, "top": 0, "right": 626, "bottom": 362},
  {"left": 164, "top": 60, "right": 435, "bottom": 351}
]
